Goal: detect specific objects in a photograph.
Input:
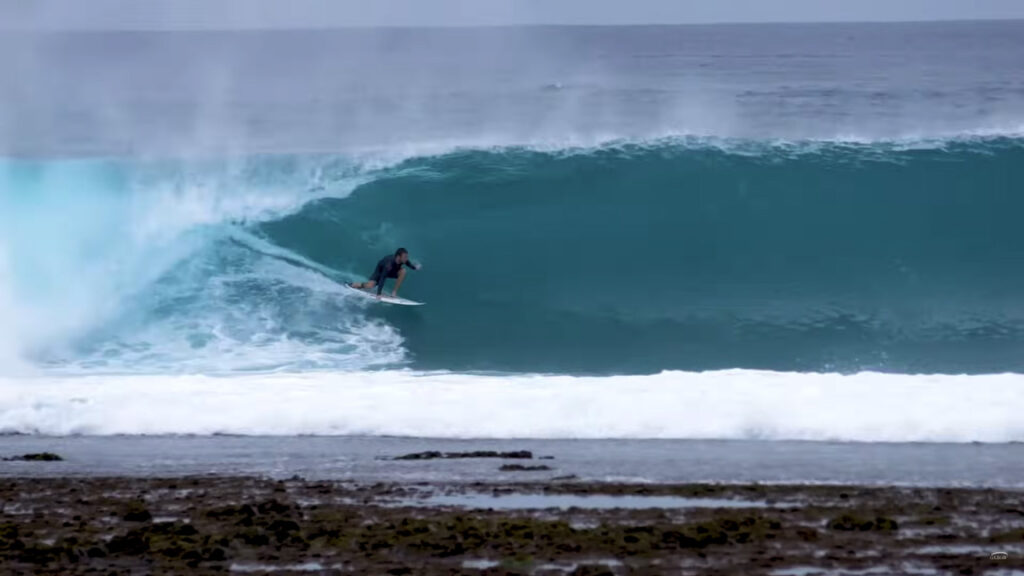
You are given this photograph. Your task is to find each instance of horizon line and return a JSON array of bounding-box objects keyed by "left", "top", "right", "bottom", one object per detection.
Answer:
[{"left": 6, "top": 17, "right": 1023, "bottom": 33}]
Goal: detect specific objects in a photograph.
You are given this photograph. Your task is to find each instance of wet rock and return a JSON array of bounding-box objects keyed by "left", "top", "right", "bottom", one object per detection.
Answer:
[
  {"left": 990, "top": 527, "right": 1024, "bottom": 542},
  {"left": 122, "top": 501, "right": 153, "bottom": 522},
  {"left": 394, "top": 451, "right": 444, "bottom": 460},
  {"left": 394, "top": 450, "right": 533, "bottom": 460},
  {"left": 86, "top": 546, "right": 106, "bottom": 558},
  {"left": 796, "top": 528, "right": 819, "bottom": 542},
  {"left": 470, "top": 450, "right": 532, "bottom": 459},
  {"left": 234, "top": 528, "right": 270, "bottom": 547},
  {"left": 873, "top": 517, "right": 899, "bottom": 531},
  {"left": 17, "top": 543, "right": 63, "bottom": 564},
  {"left": 3, "top": 452, "right": 63, "bottom": 462},
  {"left": 499, "top": 465, "right": 553, "bottom": 472},
  {"left": 0, "top": 522, "right": 20, "bottom": 549},
  {"left": 827, "top": 514, "right": 899, "bottom": 532},
  {"left": 268, "top": 519, "right": 302, "bottom": 544},
  {"left": 207, "top": 503, "right": 256, "bottom": 520},
  {"left": 257, "top": 499, "right": 292, "bottom": 517},
  {"left": 106, "top": 530, "right": 150, "bottom": 555}
]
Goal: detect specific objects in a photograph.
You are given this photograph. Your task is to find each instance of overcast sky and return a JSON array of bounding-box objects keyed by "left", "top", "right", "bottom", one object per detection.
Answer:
[{"left": 6, "top": 0, "right": 1024, "bottom": 30}]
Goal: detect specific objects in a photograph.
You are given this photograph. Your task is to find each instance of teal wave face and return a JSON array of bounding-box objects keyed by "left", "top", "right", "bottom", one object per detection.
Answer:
[
  {"left": 4, "top": 139, "right": 1024, "bottom": 375},
  {"left": 261, "top": 139, "right": 1024, "bottom": 374}
]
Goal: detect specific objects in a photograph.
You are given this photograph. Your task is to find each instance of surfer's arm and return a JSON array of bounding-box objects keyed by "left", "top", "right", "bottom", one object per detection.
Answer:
[{"left": 392, "top": 267, "right": 407, "bottom": 296}]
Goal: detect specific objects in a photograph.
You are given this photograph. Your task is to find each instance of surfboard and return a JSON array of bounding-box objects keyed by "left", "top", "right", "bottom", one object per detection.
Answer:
[{"left": 344, "top": 283, "right": 424, "bottom": 306}]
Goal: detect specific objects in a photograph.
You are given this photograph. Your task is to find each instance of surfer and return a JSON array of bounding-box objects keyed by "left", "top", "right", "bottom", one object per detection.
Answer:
[{"left": 349, "top": 248, "right": 421, "bottom": 298}]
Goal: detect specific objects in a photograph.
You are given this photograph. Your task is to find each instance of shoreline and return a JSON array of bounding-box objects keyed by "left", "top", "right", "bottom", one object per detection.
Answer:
[{"left": 3, "top": 438, "right": 1022, "bottom": 572}]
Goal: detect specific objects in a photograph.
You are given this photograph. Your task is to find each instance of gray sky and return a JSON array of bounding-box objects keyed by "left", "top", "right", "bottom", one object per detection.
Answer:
[{"left": 6, "top": 0, "right": 1024, "bottom": 30}]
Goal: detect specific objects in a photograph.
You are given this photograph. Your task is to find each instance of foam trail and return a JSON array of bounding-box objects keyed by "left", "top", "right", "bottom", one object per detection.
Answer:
[
  {"left": 0, "top": 156, "right": 375, "bottom": 371},
  {"left": 1, "top": 370, "right": 1021, "bottom": 442}
]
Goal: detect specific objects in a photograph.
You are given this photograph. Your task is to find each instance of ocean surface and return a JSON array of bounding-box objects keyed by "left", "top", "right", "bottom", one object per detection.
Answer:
[
  {"left": 2, "top": 21, "right": 1024, "bottom": 441},
  {"left": 4, "top": 436, "right": 1024, "bottom": 488}
]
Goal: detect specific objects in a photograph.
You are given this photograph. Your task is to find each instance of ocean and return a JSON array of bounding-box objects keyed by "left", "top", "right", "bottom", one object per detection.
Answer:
[{"left": 2, "top": 21, "right": 1024, "bottom": 443}]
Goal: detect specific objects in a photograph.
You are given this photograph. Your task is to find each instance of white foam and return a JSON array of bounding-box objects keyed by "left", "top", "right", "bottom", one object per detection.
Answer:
[
  {"left": 1, "top": 369, "right": 1021, "bottom": 441},
  {"left": 68, "top": 251, "right": 407, "bottom": 373},
  {"left": 0, "top": 156, "right": 381, "bottom": 373}
]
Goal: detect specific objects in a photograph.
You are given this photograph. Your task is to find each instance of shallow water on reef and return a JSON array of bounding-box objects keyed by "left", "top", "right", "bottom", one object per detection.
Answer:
[
  {"left": 3, "top": 436, "right": 1024, "bottom": 487},
  {"left": 414, "top": 493, "right": 779, "bottom": 510}
]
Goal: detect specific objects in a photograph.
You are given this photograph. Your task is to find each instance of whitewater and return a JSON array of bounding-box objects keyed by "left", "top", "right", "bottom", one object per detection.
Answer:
[
  {"left": 3, "top": 370, "right": 1023, "bottom": 441},
  {"left": 2, "top": 22, "right": 1024, "bottom": 441}
]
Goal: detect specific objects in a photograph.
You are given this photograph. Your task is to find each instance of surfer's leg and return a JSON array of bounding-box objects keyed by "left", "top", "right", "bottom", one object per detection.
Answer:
[
  {"left": 352, "top": 262, "right": 386, "bottom": 289},
  {"left": 352, "top": 263, "right": 386, "bottom": 289}
]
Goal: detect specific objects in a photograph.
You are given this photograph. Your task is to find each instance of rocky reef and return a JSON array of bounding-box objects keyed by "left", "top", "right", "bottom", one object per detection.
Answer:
[{"left": 0, "top": 475, "right": 1021, "bottom": 574}]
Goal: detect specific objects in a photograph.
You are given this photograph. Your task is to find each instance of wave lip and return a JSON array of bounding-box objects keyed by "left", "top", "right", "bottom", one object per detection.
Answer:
[
  {"left": 338, "top": 130, "right": 1024, "bottom": 164},
  {"left": 2, "top": 370, "right": 1021, "bottom": 442}
]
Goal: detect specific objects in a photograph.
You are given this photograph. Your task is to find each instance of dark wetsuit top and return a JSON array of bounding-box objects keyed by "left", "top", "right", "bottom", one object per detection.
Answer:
[{"left": 370, "top": 255, "right": 419, "bottom": 294}]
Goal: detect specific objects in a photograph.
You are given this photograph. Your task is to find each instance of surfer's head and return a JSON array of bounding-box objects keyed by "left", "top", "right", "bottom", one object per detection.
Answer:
[{"left": 395, "top": 247, "right": 409, "bottom": 263}]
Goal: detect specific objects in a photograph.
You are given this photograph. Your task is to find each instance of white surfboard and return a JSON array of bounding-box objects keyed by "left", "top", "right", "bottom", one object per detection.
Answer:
[{"left": 344, "top": 283, "right": 424, "bottom": 306}]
